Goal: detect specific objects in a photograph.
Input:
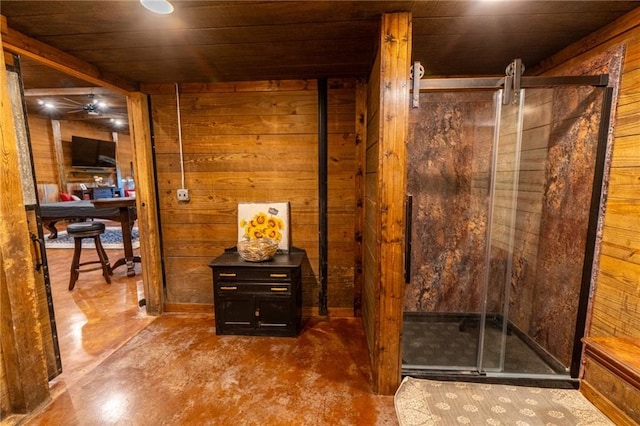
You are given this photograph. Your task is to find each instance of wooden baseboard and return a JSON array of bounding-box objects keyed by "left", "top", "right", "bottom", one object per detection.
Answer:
[
  {"left": 163, "top": 303, "right": 213, "bottom": 313},
  {"left": 162, "top": 303, "right": 356, "bottom": 318},
  {"left": 303, "top": 306, "right": 355, "bottom": 318},
  {"left": 580, "top": 381, "right": 637, "bottom": 426}
]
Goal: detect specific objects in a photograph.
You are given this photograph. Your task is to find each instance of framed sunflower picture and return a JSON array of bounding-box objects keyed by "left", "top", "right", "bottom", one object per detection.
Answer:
[{"left": 237, "top": 202, "right": 291, "bottom": 252}]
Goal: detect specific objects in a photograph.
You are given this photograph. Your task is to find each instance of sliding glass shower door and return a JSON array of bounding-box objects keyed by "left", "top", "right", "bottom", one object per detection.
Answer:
[
  {"left": 478, "top": 89, "right": 522, "bottom": 374},
  {"left": 403, "top": 89, "right": 499, "bottom": 372},
  {"left": 403, "top": 79, "right": 611, "bottom": 383}
]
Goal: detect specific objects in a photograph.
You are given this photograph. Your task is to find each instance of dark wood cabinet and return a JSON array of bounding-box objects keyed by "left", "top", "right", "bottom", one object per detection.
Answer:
[{"left": 208, "top": 249, "right": 305, "bottom": 337}]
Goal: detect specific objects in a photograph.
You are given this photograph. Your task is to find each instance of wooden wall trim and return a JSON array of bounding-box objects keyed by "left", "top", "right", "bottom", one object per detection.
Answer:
[
  {"left": 1, "top": 15, "right": 136, "bottom": 94},
  {"left": 0, "top": 45, "right": 50, "bottom": 413},
  {"left": 373, "top": 12, "right": 412, "bottom": 395},
  {"left": 583, "top": 337, "right": 640, "bottom": 390},
  {"left": 531, "top": 7, "right": 640, "bottom": 75},
  {"left": 353, "top": 80, "right": 367, "bottom": 316},
  {"left": 140, "top": 80, "right": 314, "bottom": 95},
  {"left": 127, "top": 92, "right": 164, "bottom": 315},
  {"left": 318, "top": 78, "right": 328, "bottom": 315}
]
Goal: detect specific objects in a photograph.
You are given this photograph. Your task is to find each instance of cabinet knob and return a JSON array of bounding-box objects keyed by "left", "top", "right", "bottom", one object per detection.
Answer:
[
  {"left": 254, "top": 309, "right": 260, "bottom": 317},
  {"left": 270, "top": 273, "right": 288, "bottom": 278},
  {"left": 219, "top": 273, "right": 237, "bottom": 277},
  {"left": 270, "top": 287, "right": 288, "bottom": 292}
]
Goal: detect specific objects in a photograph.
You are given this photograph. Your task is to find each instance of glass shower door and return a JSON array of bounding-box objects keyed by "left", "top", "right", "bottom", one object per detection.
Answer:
[
  {"left": 481, "top": 84, "right": 608, "bottom": 377},
  {"left": 479, "top": 89, "right": 523, "bottom": 373},
  {"left": 403, "top": 90, "right": 499, "bottom": 372},
  {"left": 403, "top": 79, "right": 609, "bottom": 381}
]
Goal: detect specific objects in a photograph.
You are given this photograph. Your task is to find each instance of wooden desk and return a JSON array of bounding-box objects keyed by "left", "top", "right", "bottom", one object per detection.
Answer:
[
  {"left": 40, "top": 200, "right": 130, "bottom": 239},
  {"left": 92, "top": 197, "right": 140, "bottom": 277}
]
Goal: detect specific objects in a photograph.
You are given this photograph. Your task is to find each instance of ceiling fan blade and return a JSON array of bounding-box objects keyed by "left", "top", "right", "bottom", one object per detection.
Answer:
[{"left": 62, "top": 97, "right": 85, "bottom": 105}]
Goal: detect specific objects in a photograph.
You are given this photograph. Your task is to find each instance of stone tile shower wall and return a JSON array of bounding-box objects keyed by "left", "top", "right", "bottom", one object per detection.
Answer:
[
  {"left": 405, "top": 91, "right": 495, "bottom": 314},
  {"left": 513, "top": 86, "right": 603, "bottom": 366}
]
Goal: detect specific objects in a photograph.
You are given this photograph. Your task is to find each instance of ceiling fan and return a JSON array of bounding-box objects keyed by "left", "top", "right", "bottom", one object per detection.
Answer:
[
  {"left": 66, "top": 93, "right": 107, "bottom": 115},
  {"left": 25, "top": 87, "right": 129, "bottom": 128}
]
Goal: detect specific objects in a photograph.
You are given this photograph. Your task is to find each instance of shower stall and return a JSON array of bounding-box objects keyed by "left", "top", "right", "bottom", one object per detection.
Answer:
[{"left": 402, "top": 62, "right": 612, "bottom": 386}]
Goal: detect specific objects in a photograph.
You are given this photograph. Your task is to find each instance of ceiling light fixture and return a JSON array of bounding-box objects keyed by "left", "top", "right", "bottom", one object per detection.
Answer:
[{"left": 140, "top": 0, "right": 174, "bottom": 14}]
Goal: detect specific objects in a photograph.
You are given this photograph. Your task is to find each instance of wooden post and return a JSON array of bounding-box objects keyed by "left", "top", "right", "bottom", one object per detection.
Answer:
[
  {"left": 373, "top": 12, "right": 411, "bottom": 395},
  {"left": 0, "top": 47, "right": 50, "bottom": 413},
  {"left": 50, "top": 119, "right": 66, "bottom": 192},
  {"left": 127, "top": 92, "right": 164, "bottom": 314}
]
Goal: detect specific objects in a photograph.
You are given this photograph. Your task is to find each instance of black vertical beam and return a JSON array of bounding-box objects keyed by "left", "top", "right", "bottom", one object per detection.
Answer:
[
  {"left": 318, "top": 78, "right": 328, "bottom": 316},
  {"left": 571, "top": 86, "right": 613, "bottom": 378}
]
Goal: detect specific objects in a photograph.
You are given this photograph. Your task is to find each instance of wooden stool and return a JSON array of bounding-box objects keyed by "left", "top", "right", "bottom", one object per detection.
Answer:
[{"left": 67, "top": 222, "right": 113, "bottom": 290}]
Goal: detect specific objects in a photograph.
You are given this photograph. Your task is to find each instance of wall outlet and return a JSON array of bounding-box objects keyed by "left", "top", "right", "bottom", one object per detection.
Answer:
[{"left": 177, "top": 188, "right": 190, "bottom": 202}]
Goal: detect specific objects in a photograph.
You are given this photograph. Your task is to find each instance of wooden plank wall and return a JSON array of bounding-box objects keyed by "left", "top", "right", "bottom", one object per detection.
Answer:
[
  {"left": 327, "top": 80, "right": 357, "bottom": 308},
  {"left": 27, "top": 116, "right": 131, "bottom": 196},
  {"left": 145, "top": 79, "right": 356, "bottom": 311},
  {"left": 592, "top": 35, "right": 640, "bottom": 338},
  {"left": 538, "top": 11, "right": 640, "bottom": 339}
]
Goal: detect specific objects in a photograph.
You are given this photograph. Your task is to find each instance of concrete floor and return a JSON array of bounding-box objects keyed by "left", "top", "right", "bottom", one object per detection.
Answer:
[{"left": 22, "top": 242, "right": 397, "bottom": 425}]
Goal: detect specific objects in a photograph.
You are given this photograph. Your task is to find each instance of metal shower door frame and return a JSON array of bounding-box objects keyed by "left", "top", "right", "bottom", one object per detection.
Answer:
[{"left": 405, "top": 65, "right": 613, "bottom": 381}]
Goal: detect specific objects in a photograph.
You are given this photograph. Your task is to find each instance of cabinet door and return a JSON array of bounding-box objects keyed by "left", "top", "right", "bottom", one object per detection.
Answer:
[
  {"left": 256, "top": 297, "right": 291, "bottom": 329},
  {"left": 218, "top": 296, "right": 254, "bottom": 331}
]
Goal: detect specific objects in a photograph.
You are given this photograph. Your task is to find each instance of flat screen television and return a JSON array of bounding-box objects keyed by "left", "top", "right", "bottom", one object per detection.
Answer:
[{"left": 71, "top": 136, "right": 116, "bottom": 168}]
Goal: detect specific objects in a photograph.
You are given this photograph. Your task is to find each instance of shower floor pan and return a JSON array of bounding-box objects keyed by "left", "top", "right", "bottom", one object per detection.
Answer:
[{"left": 402, "top": 312, "right": 574, "bottom": 387}]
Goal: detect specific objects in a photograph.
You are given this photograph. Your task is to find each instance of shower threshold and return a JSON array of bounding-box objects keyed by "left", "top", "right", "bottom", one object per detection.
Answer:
[{"left": 402, "top": 312, "right": 577, "bottom": 388}]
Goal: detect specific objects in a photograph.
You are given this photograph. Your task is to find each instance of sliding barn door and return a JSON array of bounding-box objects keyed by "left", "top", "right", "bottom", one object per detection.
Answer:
[{"left": 6, "top": 54, "right": 62, "bottom": 380}]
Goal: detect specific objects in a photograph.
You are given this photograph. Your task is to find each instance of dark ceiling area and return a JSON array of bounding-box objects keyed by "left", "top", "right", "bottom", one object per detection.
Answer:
[{"left": 3, "top": 0, "right": 639, "bottom": 129}]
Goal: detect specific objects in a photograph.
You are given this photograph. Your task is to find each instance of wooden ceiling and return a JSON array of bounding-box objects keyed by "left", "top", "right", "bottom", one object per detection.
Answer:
[{"left": 3, "top": 0, "right": 639, "bottom": 130}]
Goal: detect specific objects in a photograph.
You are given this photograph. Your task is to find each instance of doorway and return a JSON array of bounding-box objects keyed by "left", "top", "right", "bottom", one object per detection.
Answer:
[
  {"left": 402, "top": 72, "right": 612, "bottom": 386},
  {"left": 15, "top": 56, "right": 154, "bottom": 387}
]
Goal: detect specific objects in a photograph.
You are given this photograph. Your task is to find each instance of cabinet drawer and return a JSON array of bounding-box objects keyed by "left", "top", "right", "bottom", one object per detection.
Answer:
[
  {"left": 216, "top": 282, "right": 291, "bottom": 295},
  {"left": 214, "top": 268, "right": 293, "bottom": 282}
]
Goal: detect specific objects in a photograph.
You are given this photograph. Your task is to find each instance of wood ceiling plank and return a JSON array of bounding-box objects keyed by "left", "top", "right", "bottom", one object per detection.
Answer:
[
  {"left": 36, "top": 20, "right": 380, "bottom": 51},
  {"left": 412, "top": 13, "right": 635, "bottom": 35},
  {"left": 3, "top": 1, "right": 639, "bottom": 84},
  {"left": 410, "top": 0, "right": 640, "bottom": 17},
  {"left": 64, "top": 37, "right": 376, "bottom": 63},
  {"left": 3, "top": 1, "right": 398, "bottom": 35}
]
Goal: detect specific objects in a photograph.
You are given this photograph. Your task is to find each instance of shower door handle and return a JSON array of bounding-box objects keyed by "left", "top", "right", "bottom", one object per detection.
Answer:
[{"left": 404, "top": 195, "right": 412, "bottom": 284}]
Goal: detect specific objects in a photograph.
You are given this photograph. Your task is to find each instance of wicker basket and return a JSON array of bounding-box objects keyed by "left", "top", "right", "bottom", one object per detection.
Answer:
[{"left": 237, "top": 238, "right": 279, "bottom": 262}]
